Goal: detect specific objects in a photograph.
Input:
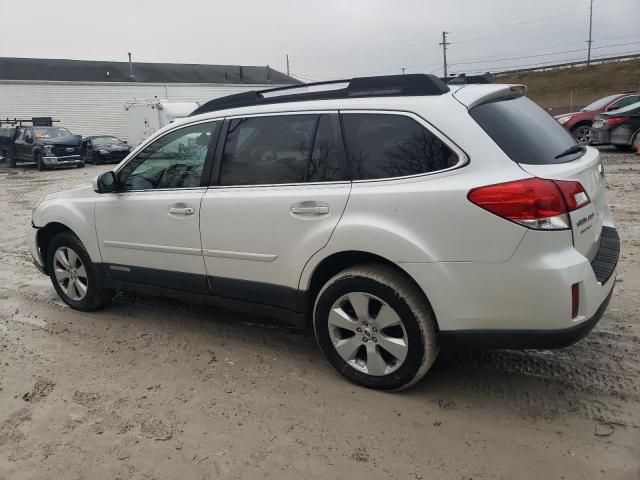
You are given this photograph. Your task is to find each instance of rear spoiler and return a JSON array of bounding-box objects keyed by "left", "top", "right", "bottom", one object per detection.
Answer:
[{"left": 453, "top": 84, "right": 527, "bottom": 109}]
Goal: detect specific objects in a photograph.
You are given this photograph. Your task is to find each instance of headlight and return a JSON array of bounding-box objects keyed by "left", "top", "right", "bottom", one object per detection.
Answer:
[
  {"left": 43, "top": 145, "right": 55, "bottom": 155},
  {"left": 98, "top": 149, "right": 109, "bottom": 155},
  {"left": 557, "top": 116, "right": 571, "bottom": 125},
  {"left": 32, "top": 194, "right": 47, "bottom": 215}
]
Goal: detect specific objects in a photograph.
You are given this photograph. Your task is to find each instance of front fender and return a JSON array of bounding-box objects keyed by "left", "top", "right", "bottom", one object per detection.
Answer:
[{"left": 32, "top": 191, "right": 100, "bottom": 262}]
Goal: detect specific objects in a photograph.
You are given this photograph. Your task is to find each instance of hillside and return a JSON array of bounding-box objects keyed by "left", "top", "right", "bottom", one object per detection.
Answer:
[{"left": 497, "top": 59, "right": 640, "bottom": 112}]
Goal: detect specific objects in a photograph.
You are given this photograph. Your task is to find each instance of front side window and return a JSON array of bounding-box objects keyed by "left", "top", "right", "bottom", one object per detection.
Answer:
[
  {"left": 120, "top": 121, "right": 219, "bottom": 191},
  {"left": 342, "top": 113, "right": 459, "bottom": 180},
  {"left": 220, "top": 115, "right": 322, "bottom": 186}
]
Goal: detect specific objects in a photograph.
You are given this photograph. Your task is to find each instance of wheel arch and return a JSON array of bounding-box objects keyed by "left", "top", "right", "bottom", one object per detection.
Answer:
[
  {"left": 36, "top": 222, "right": 80, "bottom": 271},
  {"left": 303, "top": 250, "right": 440, "bottom": 331}
]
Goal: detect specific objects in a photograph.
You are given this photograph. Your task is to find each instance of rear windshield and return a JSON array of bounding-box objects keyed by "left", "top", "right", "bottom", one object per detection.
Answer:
[{"left": 469, "top": 96, "right": 583, "bottom": 165}]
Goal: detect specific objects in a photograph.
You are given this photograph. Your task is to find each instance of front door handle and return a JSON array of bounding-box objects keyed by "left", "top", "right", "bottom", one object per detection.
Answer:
[
  {"left": 291, "top": 201, "right": 330, "bottom": 215},
  {"left": 168, "top": 206, "right": 195, "bottom": 216}
]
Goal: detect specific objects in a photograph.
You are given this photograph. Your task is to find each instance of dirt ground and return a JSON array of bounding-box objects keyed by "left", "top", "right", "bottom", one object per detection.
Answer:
[{"left": 0, "top": 150, "right": 638, "bottom": 480}]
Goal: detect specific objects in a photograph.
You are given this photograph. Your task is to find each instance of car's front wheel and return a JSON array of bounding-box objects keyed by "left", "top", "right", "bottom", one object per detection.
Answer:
[
  {"left": 313, "top": 264, "right": 438, "bottom": 390},
  {"left": 46, "top": 232, "right": 114, "bottom": 311},
  {"left": 572, "top": 125, "right": 591, "bottom": 144}
]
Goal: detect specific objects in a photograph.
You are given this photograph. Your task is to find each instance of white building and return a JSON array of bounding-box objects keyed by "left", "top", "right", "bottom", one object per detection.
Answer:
[{"left": 0, "top": 57, "right": 296, "bottom": 140}]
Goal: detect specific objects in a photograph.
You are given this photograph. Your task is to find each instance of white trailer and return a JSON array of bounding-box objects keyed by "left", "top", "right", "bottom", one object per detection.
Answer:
[{"left": 125, "top": 100, "right": 199, "bottom": 146}]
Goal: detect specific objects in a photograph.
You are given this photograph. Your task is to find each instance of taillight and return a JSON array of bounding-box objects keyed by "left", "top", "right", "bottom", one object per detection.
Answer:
[
  {"left": 604, "top": 117, "right": 630, "bottom": 126},
  {"left": 468, "top": 178, "right": 591, "bottom": 230}
]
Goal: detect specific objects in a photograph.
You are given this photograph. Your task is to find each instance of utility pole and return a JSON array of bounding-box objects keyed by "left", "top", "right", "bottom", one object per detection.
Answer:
[
  {"left": 587, "top": 0, "right": 594, "bottom": 66},
  {"left": 286, "top": 54, "right": 290, "bottom": 76},
  {"left": 439, "top": 31, "right": 450, "bottom": 77},
  {"left": 401, "top": 67, "right": 406, "bottom": 75}
]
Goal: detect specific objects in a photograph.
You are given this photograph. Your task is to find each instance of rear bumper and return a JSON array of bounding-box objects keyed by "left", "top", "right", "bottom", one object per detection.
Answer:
[
  {"left": 402, "top": 226, "right": 619, "bottom": 347},
  {"left": 439, "top": 286, "right": 613, "bottom": 349}
]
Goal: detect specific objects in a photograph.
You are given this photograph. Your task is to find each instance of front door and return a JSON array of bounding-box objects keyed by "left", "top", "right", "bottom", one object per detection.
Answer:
[
  {"left": 95, "top": 120, "right": 221, "bottom": 293},
  {"left": 200, "top": 113, "right": 351, "bottom": 310}
]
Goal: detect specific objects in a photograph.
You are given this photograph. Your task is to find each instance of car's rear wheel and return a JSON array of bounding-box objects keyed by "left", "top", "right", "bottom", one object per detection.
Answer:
[
  {"left": 313, "top": 264, "right": 438, "bottom": 390},
  {"left": 571, "top": 125, "right": 591, "bottom": 144},
  {"left": 46, "top": 232, "right": 114, "bottom": 311}
]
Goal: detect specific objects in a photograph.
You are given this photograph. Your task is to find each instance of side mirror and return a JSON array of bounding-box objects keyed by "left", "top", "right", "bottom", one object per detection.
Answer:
[
  {"left": 26, "top": 137, "right": 33, "bottom": 144},
  {"left": 93, "top": 171, "right": 117, "bottom": 193}
]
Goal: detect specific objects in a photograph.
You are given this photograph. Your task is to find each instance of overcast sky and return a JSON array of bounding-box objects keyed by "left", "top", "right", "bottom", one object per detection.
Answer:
[{"left": 0, "top": 0, "right": 638, "bottom": 80}]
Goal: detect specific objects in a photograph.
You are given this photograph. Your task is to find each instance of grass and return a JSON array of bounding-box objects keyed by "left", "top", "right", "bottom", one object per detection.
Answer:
[{"left": 497, "top": 59, "right": 640, "bottom": 110}]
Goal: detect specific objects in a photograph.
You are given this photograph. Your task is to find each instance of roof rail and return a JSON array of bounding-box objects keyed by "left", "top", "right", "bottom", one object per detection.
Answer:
[
  {"left": 440, "top": 74, "right": 491, "bottom": 85},
  {"left": 190, "top": 74, "right": 450, "bottom": 116}
]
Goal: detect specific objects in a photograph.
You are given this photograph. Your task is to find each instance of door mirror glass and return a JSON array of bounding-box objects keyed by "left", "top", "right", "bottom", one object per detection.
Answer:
[{"left": 95, "top": 171, "right": 117, "bottom": 193}]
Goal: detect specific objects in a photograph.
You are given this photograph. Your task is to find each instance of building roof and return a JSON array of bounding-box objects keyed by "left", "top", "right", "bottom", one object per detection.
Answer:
[{"left": 0, "top": 57, "right": 299, "bottom": 85}]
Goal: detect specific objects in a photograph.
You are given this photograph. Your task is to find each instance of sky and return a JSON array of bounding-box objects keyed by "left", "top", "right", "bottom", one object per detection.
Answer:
[{"left": 0, "top": 0, "right": 638, "bottom": 81}]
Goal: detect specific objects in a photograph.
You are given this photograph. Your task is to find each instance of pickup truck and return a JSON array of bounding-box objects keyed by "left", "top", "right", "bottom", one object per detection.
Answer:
[{"left": 0, "top": 118, "right": 84, "bottom": 170}]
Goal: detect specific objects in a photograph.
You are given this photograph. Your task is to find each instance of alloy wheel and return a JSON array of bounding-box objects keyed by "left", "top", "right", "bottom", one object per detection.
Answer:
[
  {"left": 327, "top": 292, "right": 408, "bottom": 376},
  {"left": 573, "top": 126, "right": 590, "bottom": 144},
  {"left": 53, "top": 246, "right": 88, "bottom": 301}
]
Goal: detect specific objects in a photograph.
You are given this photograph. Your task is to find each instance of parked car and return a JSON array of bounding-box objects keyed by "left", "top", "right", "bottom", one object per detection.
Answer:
[
  {"left": 0, "top": 118, "right": 83, "bottom": 170},
  {"left": 555, "top": 92, "right": 640, "bottom": 144},
  {"left": 590, "top": 102, "right": 640, "bottom": 150},
  {"left": 29, "top": 75, "right": 619, "bottom": 390},
  {"left": 83, "top": 136, "right": 131, "bottom": 164}
]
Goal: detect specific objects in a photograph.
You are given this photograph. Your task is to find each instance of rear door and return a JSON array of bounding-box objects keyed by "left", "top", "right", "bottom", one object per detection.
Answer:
[
  {"left": 199, "top": 112, "right": 350, "bottom": 309},
  {"left": 469, "top": 96, "right": 610, "bottom": 261}
]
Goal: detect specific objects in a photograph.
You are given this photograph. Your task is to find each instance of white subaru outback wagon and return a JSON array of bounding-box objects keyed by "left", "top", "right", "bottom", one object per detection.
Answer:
[{"left": 30, "top": 74, "right": 619, "bottom": 390}]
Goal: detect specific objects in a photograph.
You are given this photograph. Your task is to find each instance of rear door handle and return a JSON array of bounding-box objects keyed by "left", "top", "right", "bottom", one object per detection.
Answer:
[
  {"left": 291, "top": 202, "right": 330, "bottom": 215},
  {"left": 168, "top": 206, "right": 195, "bottom": 216}
]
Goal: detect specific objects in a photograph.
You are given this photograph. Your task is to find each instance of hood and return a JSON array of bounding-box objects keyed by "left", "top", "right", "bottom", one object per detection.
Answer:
[
  {"left": 100, "top": 144, "right": 130, "bottom": 152},
  {"left": 554, "top": 111, "right": 579, "bottom": 119},
  {"left": 37, "top": 134, "right": 82, "bottom": 146}
]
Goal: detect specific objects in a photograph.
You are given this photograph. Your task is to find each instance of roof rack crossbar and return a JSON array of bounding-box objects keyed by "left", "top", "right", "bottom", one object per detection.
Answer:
[{"left": 190, "top": 74, "right": 450, "bottom": 116}]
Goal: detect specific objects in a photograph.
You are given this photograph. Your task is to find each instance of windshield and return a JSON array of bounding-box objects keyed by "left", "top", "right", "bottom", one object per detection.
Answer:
[
  {"left": 34, "top": 127, "right": 72, "bottom": 139},
  {"left": 581, "top": 95, "right": 619, "bottom": 112},
  {"left": 470, "top": 96, "right": 584, "bottom": 165},
  {"left": 92, "top": 136, "right": 124, "bottom": 146},
  {"left": 606, "top": 101, "right": 640, "bottom": 115}
]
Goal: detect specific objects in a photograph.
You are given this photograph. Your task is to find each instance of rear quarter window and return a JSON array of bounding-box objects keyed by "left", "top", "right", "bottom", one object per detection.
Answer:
[
  {"left": 470, "top": 96, "right": 583, "bottom": 165},
  {"left": 341, "top": 113, "right": 459, "bottom": 180}
]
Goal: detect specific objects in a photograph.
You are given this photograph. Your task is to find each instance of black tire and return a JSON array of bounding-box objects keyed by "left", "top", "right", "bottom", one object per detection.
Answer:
[
  {"left": 35, "top": 152, "right": 45, "bottom": 171},
  {"left": 313, "top": 264, "right": 438, "bottom": 391},
  {"left": 4, "top": 150, "right": 16, "bottom": 168},
  {"left": 571, "top": 124, "right": 591, "bottom": 145},
  {"left": 46, "top": 232, "right": 114, "bottom": 311}
]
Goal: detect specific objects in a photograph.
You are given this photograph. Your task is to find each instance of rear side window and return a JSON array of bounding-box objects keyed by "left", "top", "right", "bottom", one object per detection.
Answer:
[
  {"left": 341, "top": 113, "right": 458, "bottom": 180},
  {"left": 470, "top": 96, "right": 582, "bottom": 165},
  {"left": 220, "top": 114, "right": 346, "bottom": 186}
]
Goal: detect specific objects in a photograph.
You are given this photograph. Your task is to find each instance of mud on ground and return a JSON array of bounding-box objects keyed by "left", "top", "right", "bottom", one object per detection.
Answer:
[{"left": 0, "top": 150, "right": 638, "bottom": 479}]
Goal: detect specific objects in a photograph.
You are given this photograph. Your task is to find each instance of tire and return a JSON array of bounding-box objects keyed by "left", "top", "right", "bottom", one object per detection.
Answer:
[
  {"left": 35, "top": 152, "right": 45, "bottom": 171},
  {"left": 313, "top": 264, "right": 438, "bottom": 391},
  {"left": 3, "top": 150, "right": 16, "bottom": 168},
  {"left": 633, "top": 132, "right": 640, "bottom": 152},
  {"left": 78, "top": 161, "right": 85, "bottom": 168},
  {"left": 571, "top": 124, "right": 591, "bottom": 145},
  {"left": 46, "top": 232, "right": 114, "bottom": 311}
]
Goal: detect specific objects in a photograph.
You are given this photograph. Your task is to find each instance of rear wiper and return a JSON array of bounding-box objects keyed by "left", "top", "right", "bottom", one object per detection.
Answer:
[{"left": 555, "top": 145, "right": 586, "bottom": 159}]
